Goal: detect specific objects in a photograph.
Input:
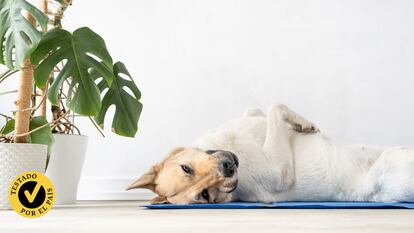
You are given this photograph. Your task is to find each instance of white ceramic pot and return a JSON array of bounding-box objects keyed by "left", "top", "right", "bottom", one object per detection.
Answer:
[
  {"left": 0, "top": 143, "right": 47, "bottom": 209},
  {"left": 46, "top": 134, "right": 88, "bottom": 205}
]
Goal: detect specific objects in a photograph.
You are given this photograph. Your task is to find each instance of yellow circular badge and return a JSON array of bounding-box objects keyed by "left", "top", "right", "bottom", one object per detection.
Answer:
[{"left": 8, "top": 171, "right": 55, "bottom": 218}]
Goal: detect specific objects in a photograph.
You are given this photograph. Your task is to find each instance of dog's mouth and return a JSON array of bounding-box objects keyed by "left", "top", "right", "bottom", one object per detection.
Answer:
[
  {"left": 225, "top": 181, "right": 238, "bottom": 193},
  {"left": 219, "top": 178, "right": 238, "bottom": 193}
]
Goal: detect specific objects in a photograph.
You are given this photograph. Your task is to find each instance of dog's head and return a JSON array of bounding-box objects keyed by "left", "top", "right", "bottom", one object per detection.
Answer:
[{"left": 127, "top": 147, "right": 239, "bottom": 204}]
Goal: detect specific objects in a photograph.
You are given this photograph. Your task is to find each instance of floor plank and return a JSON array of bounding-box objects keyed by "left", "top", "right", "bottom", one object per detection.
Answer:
[{"left": 1, "top": 201, "right": 414, "bottom": 233}]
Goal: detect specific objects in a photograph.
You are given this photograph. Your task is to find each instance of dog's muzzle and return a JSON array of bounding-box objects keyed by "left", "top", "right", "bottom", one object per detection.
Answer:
[{"left": 206, "top": 150, "right": 239, "bottom": 193}]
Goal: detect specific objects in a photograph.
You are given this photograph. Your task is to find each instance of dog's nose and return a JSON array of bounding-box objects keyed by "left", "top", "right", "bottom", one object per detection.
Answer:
[
  {"left": 220, "top": 151, "right": 238, "bottom": 177},
  {"left": 221, "top": 159, "right": 236, "bottom": 177},
  {"left": 206, "top": 150, "right": 239, "bottom": 177}
]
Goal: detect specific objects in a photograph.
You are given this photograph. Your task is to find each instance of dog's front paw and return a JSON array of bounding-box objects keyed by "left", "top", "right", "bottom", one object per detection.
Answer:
[{"left": 292, "top": 120, "right": 320, "bottom": 133}]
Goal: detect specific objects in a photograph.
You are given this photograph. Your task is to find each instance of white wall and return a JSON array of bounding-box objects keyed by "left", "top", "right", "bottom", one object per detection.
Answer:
[{"left": 1, "top": 0, "right": 414, "bottom": 200}]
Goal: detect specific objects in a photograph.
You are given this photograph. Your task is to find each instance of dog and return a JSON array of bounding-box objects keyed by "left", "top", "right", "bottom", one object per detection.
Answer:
[{"left": 127, "top": 104, "right": 414, "bottom": 204}]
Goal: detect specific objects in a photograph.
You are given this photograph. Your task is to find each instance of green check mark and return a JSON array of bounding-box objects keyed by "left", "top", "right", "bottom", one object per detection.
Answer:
[{"left": 24, "top": 182, "right": 42, "bottom": 203}]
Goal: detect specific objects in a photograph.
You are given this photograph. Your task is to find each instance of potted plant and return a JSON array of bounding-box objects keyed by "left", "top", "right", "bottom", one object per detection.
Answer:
[
  {"left": 0, "top": 0, "right": 54, "bottom": 209},
  {"left": 0, "top": 0, "right": 143, "bottom": 207}
]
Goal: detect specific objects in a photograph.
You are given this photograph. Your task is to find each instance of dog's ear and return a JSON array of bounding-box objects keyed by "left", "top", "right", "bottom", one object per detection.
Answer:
[
  {"left": 126, "top": 165, "right": 160, "bottom": 191},
  {"left": 126, "top": 147, "right": 186, "bottom": 192},
  {"left": 150, "top": 195, "right": 170, "bottom": 204}
]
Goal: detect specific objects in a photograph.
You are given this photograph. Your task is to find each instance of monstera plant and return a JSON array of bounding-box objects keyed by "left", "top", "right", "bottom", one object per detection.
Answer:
[{"left": 0, "top": 0, "right": 143, "bottom": 207}]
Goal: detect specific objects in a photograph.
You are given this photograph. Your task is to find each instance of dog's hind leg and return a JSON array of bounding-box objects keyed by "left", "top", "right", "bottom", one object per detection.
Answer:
[{"left": 363, "top": 147, "right": 414, "bottom": 202}]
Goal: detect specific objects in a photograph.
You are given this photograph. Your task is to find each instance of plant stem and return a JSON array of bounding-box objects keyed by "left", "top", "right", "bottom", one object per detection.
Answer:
[
  {"left": 0, "top": 69, "right": 12, "bottom": 79},
  {"left": 12, "top": 110, "right": 70, "bottom": 138},
  {"left": 31, "top": 77, "right": 51, "bottom": 115},
  {"left": 0, "top": 113, "right": 13, "bottom": 119},
  {"left": 88, "top": 116, "right": 105, "bottom": 137},
  {"left": 0, "top": 90, "right": 18, "bottom": 95},
  {"left": 0, "top": 70, "right": 18, "bottom": 84}
]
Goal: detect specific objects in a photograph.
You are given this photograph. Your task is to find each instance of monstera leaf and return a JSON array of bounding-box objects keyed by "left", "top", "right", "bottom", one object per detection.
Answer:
[
  {"left": 0, "top": 0, "right": 48, "bottom": 69},
  {"left": 93, "top": 62, "right": 143, "bottom": 137},
  {"left": 0, "top": 117, "right": 15, "bottom": 135},
  {"left": 28, "top": 116, "right": 54, "bottom": 154},
  {"left": 31, "top": 27, "right": 114, "bottom": 116}
]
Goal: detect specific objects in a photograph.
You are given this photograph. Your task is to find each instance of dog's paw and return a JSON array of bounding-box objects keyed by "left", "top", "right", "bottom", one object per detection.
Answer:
[{"left": 292, "top": 120, "right": 320, "bottom": 134}]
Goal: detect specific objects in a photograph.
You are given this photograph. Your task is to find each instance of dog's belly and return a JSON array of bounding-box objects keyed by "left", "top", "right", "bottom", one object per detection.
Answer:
[
  {"left": 233, "top": 133, "right": 388, "bottom": 202},
  {"left": 231, "top": 134, "right": 348, "bottom": 202},
  {"left": 261, "top": 134, "right": 371, "bottom": 201},
  {"left": 277, "top": 134, "right": 352, "bottom": 201}
]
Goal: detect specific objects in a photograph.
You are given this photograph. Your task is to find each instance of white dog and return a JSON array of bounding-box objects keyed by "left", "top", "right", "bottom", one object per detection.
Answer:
[{"left": 128, "top": 104, "right": 414, "bottom": 204}]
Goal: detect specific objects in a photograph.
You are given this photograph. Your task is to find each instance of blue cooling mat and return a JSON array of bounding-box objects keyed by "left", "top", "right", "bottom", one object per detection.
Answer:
[{"left": 145, "top": 201, "right": 414, "bottom": 209}]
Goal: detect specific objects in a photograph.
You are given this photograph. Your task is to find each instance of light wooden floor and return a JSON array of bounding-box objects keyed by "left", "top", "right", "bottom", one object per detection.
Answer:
[{"left": 1, "top": 201, "right": 414, "bottom": 233}]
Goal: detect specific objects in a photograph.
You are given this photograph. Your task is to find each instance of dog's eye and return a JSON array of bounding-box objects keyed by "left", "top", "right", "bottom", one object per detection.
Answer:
[
  {"left": 181, "top": 165, "right": 193, "bottom": 174},
  {"left": 201, "top": 189, "right": 209, "bottom": 201}
]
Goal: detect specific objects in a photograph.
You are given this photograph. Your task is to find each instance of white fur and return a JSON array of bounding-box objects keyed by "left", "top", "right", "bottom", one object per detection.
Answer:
[{"left": 193, "top": 104, "right": 414, "bottom": 203}]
